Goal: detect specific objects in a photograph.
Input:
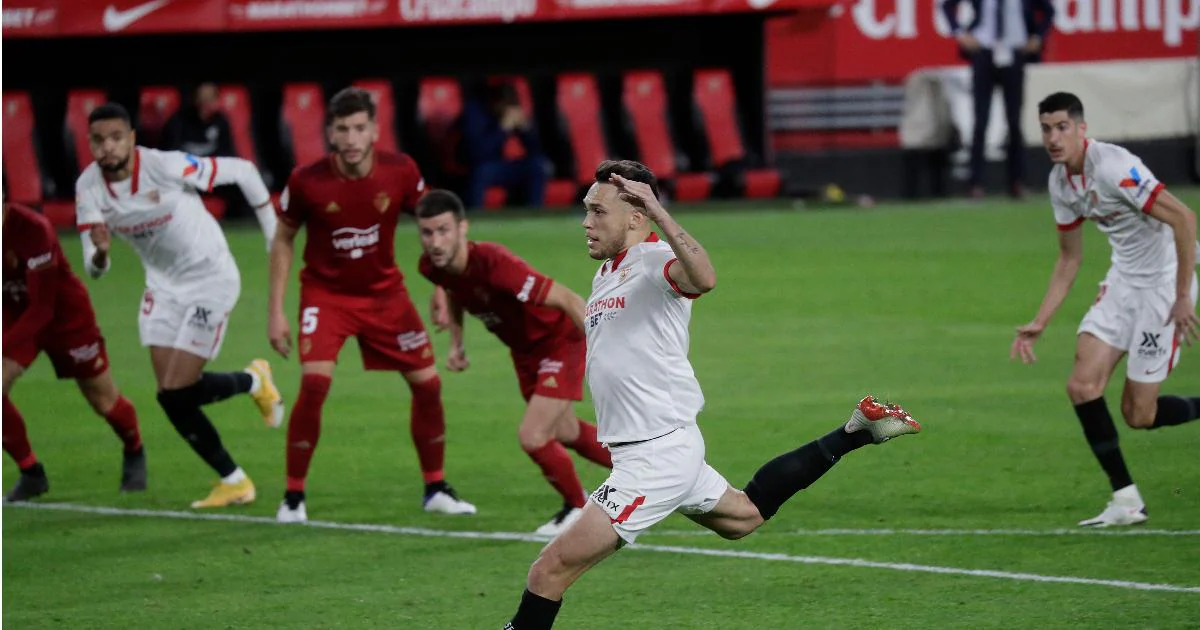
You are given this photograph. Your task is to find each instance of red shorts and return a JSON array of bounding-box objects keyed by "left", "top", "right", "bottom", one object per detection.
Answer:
[
  {"left": 3, "top": 307, "right": 109, "bottom": 381},
  {"left": 297, "top": 286, "right": 435, "bottom": 373},
  {"left": 512, "top": 339, "right": 585, "bottom": 402}
]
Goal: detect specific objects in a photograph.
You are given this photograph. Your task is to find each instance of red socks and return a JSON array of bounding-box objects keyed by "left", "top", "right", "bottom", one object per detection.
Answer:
[
  {"left": 409, "top": 375, "right": 446, "bottom": 484},
  {"left": 286, "top": 373, "right": 332, "bottom": 492},
  {"left": 104, "top": 396, "right": 143, "bottom": 454},
  {"left": 567, "top": 419, "right": 612, "bottom": 468},
  {"left": 2, "top": 396, "right": 37, "bottom": 470},
  {"left": 525, "top": 441, "right": 586, "bottom": 508}
]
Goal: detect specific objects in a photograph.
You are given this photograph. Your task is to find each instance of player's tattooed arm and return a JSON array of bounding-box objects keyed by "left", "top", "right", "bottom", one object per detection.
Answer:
[{"left": 610, "top": 173, "right": 715, "bottom": 294}]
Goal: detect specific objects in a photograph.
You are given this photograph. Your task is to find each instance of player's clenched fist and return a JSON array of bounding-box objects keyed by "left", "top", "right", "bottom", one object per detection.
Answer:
[{"left": 446, "top": 344, "right": 469, "bottom": 372}]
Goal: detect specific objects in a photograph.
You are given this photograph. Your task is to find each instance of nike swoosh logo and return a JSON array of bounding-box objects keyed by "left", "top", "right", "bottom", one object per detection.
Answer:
[
  {"left": 746, "top": 0, "right": 779, "bottom": 8},
  {"left": 102, "top": 0, "right": 172, "bottom": 32}
]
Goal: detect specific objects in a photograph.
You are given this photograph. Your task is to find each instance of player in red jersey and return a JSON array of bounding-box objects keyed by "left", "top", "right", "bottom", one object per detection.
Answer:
[
  {"left": 416, "top": 189, "right": 613, "bottom": 536},
  {"left": 3, "top": 199, "right": 146, "bottom": 501},
  {"left": 268, "top": 87, "right": 475, "bottom": 522}
]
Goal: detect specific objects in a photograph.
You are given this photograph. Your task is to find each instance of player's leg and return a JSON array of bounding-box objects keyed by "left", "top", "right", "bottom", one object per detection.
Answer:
[
  {"left": 362, "top": 290, "right": 474, "bottom": 513},
  {"left": 694, "top": 396, "right": 921, "bottom": 537},
  {"left": 278, "top": 360, "right": 337, "bottom": 524},
  {"left": 506, "top": 503, "right": 622, "bottom": 630},
  {"left": 2, "top": 357, "right": 48, "bottom": 502},
  {"left": 1122, "top": 277, "right": 1200, "bottom": 431},
  {"left": 520, "top": 395, "right": 588, "bottom": 535},
  {"left": 539, "top": 342, "right": 611, "bottom": 468},
  {"left": 75, "top": 367, "right": 146, "bottom": 492}
]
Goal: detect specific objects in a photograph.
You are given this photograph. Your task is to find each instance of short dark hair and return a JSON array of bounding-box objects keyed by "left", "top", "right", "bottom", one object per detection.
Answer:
[
  {"left": 1038, "top": 92, "right": 1085, "bottom": 121},
  {"left": 328, "top": 87, "right": 376, "bottom": 123},
  {"left": 415, "top": 189, "right": 466, "bottom": 221},
  {"left": 88, "top": 102, "right": 132, "bottom": 126},
  {"left": 594, "top": 159, "right": 659, "bottom": 197}
]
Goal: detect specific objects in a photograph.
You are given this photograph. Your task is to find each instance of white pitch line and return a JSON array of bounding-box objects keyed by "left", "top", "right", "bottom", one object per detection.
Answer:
[
  {"left": 649, "top": 527, "right": 1200, "bottom": 537},
  {"left": 7, "top": 502, "right": 1200, "bottom": 594}
]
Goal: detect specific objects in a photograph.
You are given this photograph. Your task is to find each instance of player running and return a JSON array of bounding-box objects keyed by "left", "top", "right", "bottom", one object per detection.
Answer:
[
  {"left": 4, "top": 199, "right": 146, "bottom": 501},
  {"left": 1011, "top": 92, "right": 1200, "bottom": 527},
  {"left": 503, "top": 160, "right": 922, "bottom": 629},
  {"left": 415, "top": 189, "right": 613, "bottom": 535},
  {"left": 76, "top": 103, "right": 284, "bottom": 509},
  {"left": 269, "top": 88, "right": 475, "bottom": 523}
]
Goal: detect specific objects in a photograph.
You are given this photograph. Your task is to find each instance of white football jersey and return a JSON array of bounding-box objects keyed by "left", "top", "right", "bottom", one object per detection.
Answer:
[
  {"left": 585, "top": 235, "right": 704, "bottom": 443},
  {"left": 1049, "top": 139, "right": 1174, "bottom": 288},
  {"left": 76, "top": 148, "right": 271, "bottom": 290}
]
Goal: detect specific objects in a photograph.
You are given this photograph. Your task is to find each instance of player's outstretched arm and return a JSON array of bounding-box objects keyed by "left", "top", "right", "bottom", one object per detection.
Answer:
[
  {"left": 1011, "top": 226, "right": 1084, "bottom": 363},
  {"left": 268, "top": 221, "right": 299, "bottom": 358},
  {"left": 1146, "top": 190, "right": 1199, "bottom": 344},
  {"left": 211, "top": 157, "right": 276, "bottom": 251},
  {"left": 610, "top": 173, "right": 716, "bottom": 294},
  {"left": 543, "top": 281, "right": 587, "bottom": 332},
  {"left": 80, "top": 225, "right": 112, "bottom": 279}
]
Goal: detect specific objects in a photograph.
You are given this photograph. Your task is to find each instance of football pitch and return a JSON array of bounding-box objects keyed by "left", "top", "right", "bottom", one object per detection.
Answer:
[{"left": 5, "top": 191, "right": 1200, "bottom": 628}]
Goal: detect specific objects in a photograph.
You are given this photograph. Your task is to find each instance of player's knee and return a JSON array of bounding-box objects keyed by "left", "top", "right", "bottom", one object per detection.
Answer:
[
  {"left": 527, "top": 550, "right": 568, "bottom": 596},
  {"left": 157, "top": 384, "right": 201, "bottom": 417},
  {"left": 1066, "top": 378, "right": 1104, "bottom": 403},
  {"left": 518, "top": 423, "right": 554, "bottom": 452},
  {"left": 1121, "top": 401, "right": 1157, "bottom": 429},
  {"left": 81, "top": 380, "right": 120, "bottom": 416},
  {"left": 2, "top": 360, "right": 23, "bottom": 395}
]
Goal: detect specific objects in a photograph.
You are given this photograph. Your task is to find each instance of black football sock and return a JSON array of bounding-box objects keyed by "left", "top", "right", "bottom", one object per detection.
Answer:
[
  {"left": 21, "top": 462, "right": 46, "bottom": 478},
  {"left": 743, "top": 426, "right": 872, "bottom": 520},
  {"left": 1074, "top": 397, "right": 1134, "bottom": 492},
  {"left": 158, "top": 384, "right": 238, "bottom": 477},
  {"left": 1151, "top": 396, "right": 1200, "bottom": 429},
  {"left": 197, "top": 371, "right": 254, "bottom": 405},
  {"left": 284, "top": 490, "right": 306, "bottom": 510},
  {"left": 505, "top": 589, "right": 562, "bottom": 630}
]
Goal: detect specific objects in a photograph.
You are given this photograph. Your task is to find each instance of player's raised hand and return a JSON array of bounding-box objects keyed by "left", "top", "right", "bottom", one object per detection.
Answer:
[
  {"left": 447, "top": 344, "right": 469, "bottom": 372},
  {"left": 268, "top": 310, "right": 292, "bottom": 359},
  {"left": 1011, "top": 321, "right": 1045, "bottom": 364},
  {"left": 1166, "top": 296, "right": 1198, "bottom": 346},
  {"left": 430, "top": 287, "right": 452, "bottom": 332},
  {"left": 610, "top": 173, "right": 666, "bottom": 222}
]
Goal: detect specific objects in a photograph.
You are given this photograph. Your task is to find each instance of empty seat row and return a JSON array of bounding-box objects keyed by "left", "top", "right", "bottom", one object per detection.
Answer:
[{"left": 3, "top": 68, "right": 780, "bottom": 226}]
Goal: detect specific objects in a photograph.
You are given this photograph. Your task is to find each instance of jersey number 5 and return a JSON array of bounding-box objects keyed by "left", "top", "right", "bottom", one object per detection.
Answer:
[{"left": 302, "top": 307, "right": 319, "bottom": 334}]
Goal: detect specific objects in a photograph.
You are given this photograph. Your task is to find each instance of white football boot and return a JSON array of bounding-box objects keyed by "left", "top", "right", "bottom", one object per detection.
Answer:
[
  {"left": 423, "top": 484, "right": 478, "bottom": 515},
  {"left": 1079, "top": 485, "right": 1148, "bottom": 527},
  {"left": 276, "top": 500, "right": 308, "bottom": 524},
  {"left": 535, "top": 505, "right": 584, "bottom": 537},
  {"left": 844, "top": 396, "right": 923, "bottom": 444}
]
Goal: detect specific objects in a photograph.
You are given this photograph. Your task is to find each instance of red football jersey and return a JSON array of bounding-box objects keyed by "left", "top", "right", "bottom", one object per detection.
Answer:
[
  {"left": 2, "top": 203, "right": 96, "bottom": 334},
  {"left": 419, "top": 241, "right": 582, "bottom": 354},
  {"left": 279, "top": 151, "right": 425, "bottom": 296}
]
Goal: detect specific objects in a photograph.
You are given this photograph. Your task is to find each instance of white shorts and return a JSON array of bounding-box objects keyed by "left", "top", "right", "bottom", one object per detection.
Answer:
[
  {"left": 139, "top": 268, "right": 240, "bottom": 360},
  {"left": 1078, "top": 272, "right": 1197, "bottom": 384},
  {"left": 590, "top": 424, "right": 730, "bottom": 544}
]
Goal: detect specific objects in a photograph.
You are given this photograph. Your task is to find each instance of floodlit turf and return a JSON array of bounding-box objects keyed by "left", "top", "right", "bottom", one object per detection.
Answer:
[{"left": 5, "top": 190, "right": 1200, "bottom": 628}]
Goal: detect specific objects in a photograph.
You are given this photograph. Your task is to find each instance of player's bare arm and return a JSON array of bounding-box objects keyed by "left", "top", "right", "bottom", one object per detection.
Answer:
[
  {"left": 610, "top": 173, "right": 716, "bottom": 294},
  {"left": 1146, "top": 190, "right": 1199, "bottom": 344},
  {"left": 542, "top": 281, "right": 587, "bottom": 331},
  {"left": 430, "top": 286, "right": 453, "bottom": 332},
  {"left": 81, "top": 224, "right": 112, "bottom": 278},
  {"left": 1012, "top": 225, "right": 1084, "bottom": 364},
  {"left": 445, "top": 295, "right": 469, "bottom": 372},
  {"left": 268, "top": 221, "right": 299, "bottom": 358}
]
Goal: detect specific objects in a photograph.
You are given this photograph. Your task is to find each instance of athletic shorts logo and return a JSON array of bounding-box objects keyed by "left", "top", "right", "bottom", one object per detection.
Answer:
[
  {"left": 187, "top": 306, "right": 216, "bottom": 332},
  {"left": 397, "top": 330, "right": 429, "bottom": 352},
  {"left": 68, "top": 342, "right": 101, "bottom": 364}
]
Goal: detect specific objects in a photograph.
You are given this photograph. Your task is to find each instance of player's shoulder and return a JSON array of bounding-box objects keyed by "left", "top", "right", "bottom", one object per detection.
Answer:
[
  {"left": 74, "top": 162, "right": 103, "bottom": 191},
  {"left": 1089, "top": 140, "right": 1142, "bottom": 172},
  {"left": 471, "top": 240, "right": 518, "bottom": 263},
  {"left": 375, "top": 150, "right": 419, "bottom": 172},
  {"left": 291, "top": 155, "right": 334, "bottom": 181},
  {"left": 3, "top": 203, "right": 54, "bottom": 239}
]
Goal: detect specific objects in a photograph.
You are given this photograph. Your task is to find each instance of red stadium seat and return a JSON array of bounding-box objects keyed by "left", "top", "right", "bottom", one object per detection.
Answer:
[
  {"left": 352, "top": 79, "right": 400, "bottom": 154},
  {"left": 3, "top": 91, "right": 44, "bottom": 204},
  {"left": 217, "top": 84, "right": 258, "bottom": 162},
  {"left": 280, "top": 83, "right": 328, "bottom": 168},
  {"left": 416, "top": 77, "right": 467, "bottom": 187},
  {"left": 622, "top": 71, "right": 712, "bottom": 203},
  {"left": 66, "top": 89, "right": 107, "bottom": 174},
  {"left": 138, "top": 86, "right": 181, "bottom": 149},
  {"left": 692, "top": 68, "right": 781, "bottom": 199},
  {"left": 556, "top": 73, "right": 609, "bottom": 188},
  {"left": 43, "top": 200, "right": 76, "bottom": 229}
]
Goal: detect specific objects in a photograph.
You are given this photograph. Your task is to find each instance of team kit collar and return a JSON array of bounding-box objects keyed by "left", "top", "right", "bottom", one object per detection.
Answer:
[{"left": 604, "top": 232, "right": 660, "bottom": 275}]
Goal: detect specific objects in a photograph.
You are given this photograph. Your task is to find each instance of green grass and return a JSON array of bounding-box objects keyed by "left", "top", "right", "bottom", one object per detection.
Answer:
[{"left": 5, "top": 190, "right": 1200, "bottom": 628}]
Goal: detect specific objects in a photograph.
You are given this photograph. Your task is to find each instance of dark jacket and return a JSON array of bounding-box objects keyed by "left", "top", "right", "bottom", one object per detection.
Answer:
[{"left": 942, "top": 0, "right": 1056, "bottom": 62}]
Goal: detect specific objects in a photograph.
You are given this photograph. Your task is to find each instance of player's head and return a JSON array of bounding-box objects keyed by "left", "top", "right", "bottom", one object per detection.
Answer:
[
  {"left": 326, "top": 87, "right": 379, "bottom": 167},
  {"left": 582, "top": 159, "right": 659, "bottom": 260},
  {"left": 87, "top": 103, "right": 135, "bottom": 173},
  {"left": 1038, "top": 92, "right": 1086, "bottom": 165},
  {"left": 416, "top": 189, "right": 469, "bottom": 271}
]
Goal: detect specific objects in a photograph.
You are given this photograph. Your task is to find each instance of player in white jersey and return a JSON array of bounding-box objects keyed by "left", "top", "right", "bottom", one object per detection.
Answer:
[
  {"left": 75, "top": 103, "right": 285, "bottom": 509},
  {"left": 1011, "top": 92, "right": 1200, "bottom": 528},
  {"left": 503, "top": 160, "right": 923, "bottom": 630}
]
